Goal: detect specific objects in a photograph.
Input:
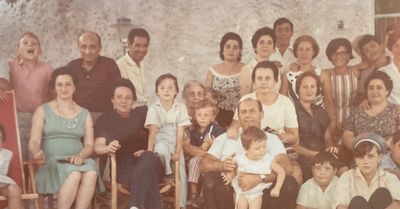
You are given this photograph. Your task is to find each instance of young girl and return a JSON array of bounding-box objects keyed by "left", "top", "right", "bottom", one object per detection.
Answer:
[
  {"left": 223, "top": 127, "right": 285, "bottom": 209},
  {"left": 145, "top": 73, "right": 191, "bottom": 208},
  {"left": 0, "top": 124, "right": 22, "bottom": 209},
  {"left": 334, "top": 132, "right": 400, "bottom": 209}
]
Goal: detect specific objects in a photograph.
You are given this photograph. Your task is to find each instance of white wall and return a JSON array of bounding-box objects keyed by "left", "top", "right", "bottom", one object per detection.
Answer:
[{"left": 0, "top": 0, "right": 373, "bottom": 99}]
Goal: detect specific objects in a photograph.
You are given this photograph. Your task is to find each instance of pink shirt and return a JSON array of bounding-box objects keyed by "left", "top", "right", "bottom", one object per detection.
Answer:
[{"left": 8, "top": 58, "right": 53, "bottom": 112}]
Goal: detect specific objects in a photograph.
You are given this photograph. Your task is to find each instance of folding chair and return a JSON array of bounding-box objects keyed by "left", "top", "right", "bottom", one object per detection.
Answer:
[
  {"left": 93, "top": 154, "right": 181, "bottom": 209},
  {"left": 0, "top": 91, "right": 42, "bottom": 209}
]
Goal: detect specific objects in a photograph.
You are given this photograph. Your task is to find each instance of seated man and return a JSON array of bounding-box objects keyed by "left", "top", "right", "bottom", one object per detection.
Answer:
[{"left": 200, "top": 98, "right": 299, "bottom": 209}]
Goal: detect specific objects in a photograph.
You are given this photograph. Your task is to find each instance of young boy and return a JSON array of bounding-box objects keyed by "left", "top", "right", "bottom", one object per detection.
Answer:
[
  {"left": 184, "top": 99, "right": 225, "bottom": 208},
  {"left": 223, "top": 127, "right": 285, "bottom": 209},
  {"left": 296, "top": 151, "right": 339, "bottom": 209},
  {"left": 0, "top": 32, "right": 53, "bottom": 160}
]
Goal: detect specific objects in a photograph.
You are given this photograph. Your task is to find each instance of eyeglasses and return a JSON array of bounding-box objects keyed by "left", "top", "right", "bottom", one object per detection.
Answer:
[{"left": 332, "top": 51, "right": 349, "bottom": 58}]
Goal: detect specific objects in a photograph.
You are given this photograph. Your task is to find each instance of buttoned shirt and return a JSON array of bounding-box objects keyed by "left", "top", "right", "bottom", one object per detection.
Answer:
[
  {"left": 7, "top": 58, "right": 53, "bottom": 112},
  {"left": 117, "top": 53, "right": 149, "bottom": 107},
  {"left": 271, "top": 46, "right": 296, "bottom": 74},
  {"left": 66, "top": 56, "right": 121, "bottom": 113},
  {"left": 297, "top": 176, "right": 338, "bottom": 209}
]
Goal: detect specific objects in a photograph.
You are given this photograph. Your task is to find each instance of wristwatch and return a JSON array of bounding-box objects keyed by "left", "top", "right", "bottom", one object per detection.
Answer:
[{"left": 260, "top": 174, "right": 266, "bottom": 182}]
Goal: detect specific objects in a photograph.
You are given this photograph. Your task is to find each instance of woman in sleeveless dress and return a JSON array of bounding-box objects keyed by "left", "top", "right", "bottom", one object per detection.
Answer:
[
  {"left": 205, "top": 32, "right": 244, "bottom": 127},
  {"left": 29, "top": 67, "right": 103, "bottom": 209}
]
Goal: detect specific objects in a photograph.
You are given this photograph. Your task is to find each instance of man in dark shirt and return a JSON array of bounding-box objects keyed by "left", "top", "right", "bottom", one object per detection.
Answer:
[{"left": 67, "top": 31, "right": 121, "bottom": 121}]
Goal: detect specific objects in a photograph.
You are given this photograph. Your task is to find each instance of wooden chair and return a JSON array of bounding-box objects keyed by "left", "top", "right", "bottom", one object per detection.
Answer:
[
  {"left": 94, "top": 154, "right": 181, "bottom": 209},
  {"left": 0, "top": 91, "right": 42, "bottom": 209}
]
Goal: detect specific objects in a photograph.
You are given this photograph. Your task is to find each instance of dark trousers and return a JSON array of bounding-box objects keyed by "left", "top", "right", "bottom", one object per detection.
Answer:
[
  {"left": 202, "top": 171, "right": 299, "bottom": 209},
  {"left": 349, "top": 188, "right": 393, "bottom": 209},
  {"left": 117, "top": 151, "right": 164, "bottom": 209}
]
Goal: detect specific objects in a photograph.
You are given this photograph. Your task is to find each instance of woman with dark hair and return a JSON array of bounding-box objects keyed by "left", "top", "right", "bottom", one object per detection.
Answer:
[
  {"left": 29, "top": 67, "right": 103, "bottom": 209},
  {"left": 94, "top": 78, "right": 163, "bottom": 209},
  {"left": 205, "top": 32, "right": 244, "bottom": 127},
  {"left": 343, "top": 71, "right": 399, "bottom": 150},
  {"left": 320, "top": 38, "right": 359, "bottom": 140}
]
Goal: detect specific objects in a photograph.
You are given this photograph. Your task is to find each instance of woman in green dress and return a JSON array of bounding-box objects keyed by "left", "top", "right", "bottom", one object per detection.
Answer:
[{"left": 29, "top": 66, "right": 102, "bottom": 209}]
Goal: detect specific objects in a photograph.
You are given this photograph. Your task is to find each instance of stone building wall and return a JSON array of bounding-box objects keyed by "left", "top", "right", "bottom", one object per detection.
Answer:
[{"left": 0, "top": 0, "right": 373, "bottom": 100}]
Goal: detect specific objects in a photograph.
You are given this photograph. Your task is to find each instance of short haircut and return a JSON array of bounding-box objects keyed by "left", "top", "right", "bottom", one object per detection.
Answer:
[
  {"left": 293, "top": 35, "right": 319, "bottom": 59},
  {"left": 78, "top": 31, "right": 102, "bottom": 47},
  {"left": 358, "top": 34, "right": 381, "bottom": 56},
  {"left": 311, "top": 151, "right": 338, "bottom": 169},
  {"left": 19, "top": 32, "right": 41, "bottom": 48},
  {"left": 325, "top": 38, "right": 354, "bottom": 62},
  {"left": 273, "top": 17, "right": 294, "bottom": 32},
  {"left": 237, "top": 98, "right": 263, "bottom": 113},
  {"left": 0, "top": 123, "right": 6, "bottom": 142},
  {"left": 387, "top": 29, "right": 400, "bottom": 51},
  {"left": 295, "top": 71, "right": 322, "bottom": 95},
  {"left": 365, "top": 71, "right": 393, "bottom": 96},
  {"left": 155, "top": 73, "right": 179, "bottom": 94},
  {"left": 128, "top": 28, "right": 150, "bottom": 44},
  {"left": 353, "top": 140, "right": 381, "bottom": 158},
  {"left": 194, "top": 99, "right": 219, "bottom": 116},
  {"left": 392, "top": 130, "right": 400, "bottom": 145},
  {"left": 110, "top": 78, "right": 137, "bottom": 101},
  {"left": 241, "top": 126, "right": 267, "bottom": 150},
  {"left": 251, "top": 27, "right": 276, "bottom": 53},
  {"left": 49, "top": 66, "right": 79, "bottom": 89},
  {"left": 182, "top": 80, "right": 205, "bottom": 100},
  {"left": 251, "top": 61, "right": 279, "bottom": 82},
  {"left": 219, "top": 32, "right": 243, "bottom": 61}
]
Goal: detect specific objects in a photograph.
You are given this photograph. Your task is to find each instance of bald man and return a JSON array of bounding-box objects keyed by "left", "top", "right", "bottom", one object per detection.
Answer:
[{"left": 66, "top": 31, "right": 121, "bottom": 121}]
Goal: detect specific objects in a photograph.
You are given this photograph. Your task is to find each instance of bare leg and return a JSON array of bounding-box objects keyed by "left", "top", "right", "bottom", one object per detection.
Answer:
[
  {"left": 249, "top": 196, "right": 262, "bottom": 209},
  {"left": 0, "top": 184, "right": 22, "bottom": 209},
  {"left": 74, "top": 171, "right": 97, "bottom": 209},
  {"left": 57, "top": 171, "right": 81, "bottom": 209},
  {"left": 237, "top": 194, "right": 249, "bottom": 209}
]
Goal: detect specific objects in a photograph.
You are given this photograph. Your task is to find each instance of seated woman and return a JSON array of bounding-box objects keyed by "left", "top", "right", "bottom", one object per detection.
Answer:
[
  {"left": 29, "top": 67, "right": 103, "bottom": 209},
  {"left": 334, "top": 132, "right": 400, "bottom": 209},
  {"left": 343, "top": 71, "right": 399, "bottom": 150},
  {"left": 94, "top": 78, "right": 163, "bottom": 209}
]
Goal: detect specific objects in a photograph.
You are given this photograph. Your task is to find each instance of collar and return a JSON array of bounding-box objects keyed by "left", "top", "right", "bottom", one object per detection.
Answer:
[
  {"left": 155, "top": 99, "right": 179, "bottom": 110},
  {"left": 353, "top": 167, "right": 385, "bottom": 182},
  {"left": 123, "top": 53, "right": 141, "bottom": 68},
  {"left": 310, "top": 176, "right": 338, "bottom": 193}
]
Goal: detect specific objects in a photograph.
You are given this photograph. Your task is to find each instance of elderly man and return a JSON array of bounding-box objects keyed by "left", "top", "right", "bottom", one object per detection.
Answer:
[
  {"left": 201, "top": 98, "right": 299, "bottom": 209},
  {"left": 66, "top": 31, "right": 121, "bottom": 121},
  {"left": 117, "top": 28, "right": 150, "bottom": 108}
]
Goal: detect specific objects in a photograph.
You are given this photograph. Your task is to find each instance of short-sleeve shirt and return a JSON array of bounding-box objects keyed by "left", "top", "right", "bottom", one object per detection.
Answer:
[
  {"left": 333, "top": 168, "right": 400, "bottom": 208},
  {"left": 7, "top": 58, "right": 53, "bottom": 112},
  {"left": 94, "top": 107, "right": 148, "bottom": 160},
  {"left": 66, "top": 56, "right": 121, "bottom": 113},
  {"left": 234, "top": 92, "right": 298, "bottom": 130},
  {"left": 297, "top": 176, "right": 338, "bottom": 209},
  {"left": 379, "top": 62, "right": 400, "bottom": 105},
  {"left": 208, "top": 131, "right": 286, "bottom": 161},
  {"left": 145, "top": 100, "right": 191, "bottom": 128},
  {"left": 188, "top": 122, "right": 225, "bottom": 146},
  {"left": 344, "top": 104, "right": 399, "bottom": 141}
]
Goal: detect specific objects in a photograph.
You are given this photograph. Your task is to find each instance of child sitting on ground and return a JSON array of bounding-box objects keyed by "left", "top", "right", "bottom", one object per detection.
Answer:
[
  {"left": 0, "top": 123, "right": 22, "bottom": 209},
  {"left": 184, "top": 99, "right": 225, "bottom": 207},
  {"left": 296, "top": 151, "right": 339, "bottom": 209},
  {"left": 223, "top": 126, "right": 285, "bottom": 209}
]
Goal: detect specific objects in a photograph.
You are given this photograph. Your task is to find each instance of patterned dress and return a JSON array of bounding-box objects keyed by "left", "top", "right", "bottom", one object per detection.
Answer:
[{"left": 329, "top": 68, "right": 357, "bottom": 129}]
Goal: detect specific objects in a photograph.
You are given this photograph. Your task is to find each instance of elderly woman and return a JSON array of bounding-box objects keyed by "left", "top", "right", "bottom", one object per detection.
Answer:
[
  {"left": 182, "top": 80, "right": 206, "bottom": 118},
  {"left": 205, "top": 32, "right": 245, "bottom": 127},
  {"left": 320, "top": 38, "right": 359, "bottom": 139},
  {"left": 94, "top": 78, "right": 163, "bottom": 209},
  {"left": 343, "top": 71, "right": 399, "bottom": 150},
  {"left": 280, "top": 35, "right": 323, "bottom": 106},
  {"left": 29, "top": 67, "right": 103, "bottom": 209}
]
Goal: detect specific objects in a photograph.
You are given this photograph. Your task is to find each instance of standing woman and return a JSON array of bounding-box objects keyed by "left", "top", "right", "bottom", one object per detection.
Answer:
[
  {"left": 205, "top": 32, "right": 244, "bottom": 127},
  {"left": 29, "top": 67, "right": 103, "bottom": 209},
  {"left": 280, "top": 35, "right": 322, "bottom": 105},
  {"left": 320, "top": 38, "right": 358, "bottom": 140}
]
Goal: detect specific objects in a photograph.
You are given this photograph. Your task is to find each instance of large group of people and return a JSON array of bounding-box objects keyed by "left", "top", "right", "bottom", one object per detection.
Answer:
[{"left": 0, "top": 16, "right": 399, "bottom": 209}]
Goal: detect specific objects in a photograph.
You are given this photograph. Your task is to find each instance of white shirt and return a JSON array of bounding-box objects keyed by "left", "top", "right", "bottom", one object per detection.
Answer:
[
  {"left": 379, "top": 62, "right": 400, "bottom": 105},
  {"left": 297, "top": 176, "right": 338, "bottom": 209},
  {"left": 271, "top": 46, "right": 296, "bottom": 75},
  {"left": 117, "top": 53, "right": 149, "bottom": 107}
]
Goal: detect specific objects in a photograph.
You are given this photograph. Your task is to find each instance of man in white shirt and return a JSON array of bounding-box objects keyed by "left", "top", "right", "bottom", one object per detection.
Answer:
[
  {"left": 200, "top": 98, "right": 299, "bottom": 209},
  {"left": 117, "top": 28, "right": 150, "bottom": 108},
  {"left": 272, "top": 17, "right": 296, "bottom": 73}
]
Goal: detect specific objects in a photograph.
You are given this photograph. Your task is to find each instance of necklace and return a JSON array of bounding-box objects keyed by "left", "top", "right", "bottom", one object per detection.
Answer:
[{"left": 55, "top": 101, "right": 79, "bottom": 130}]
